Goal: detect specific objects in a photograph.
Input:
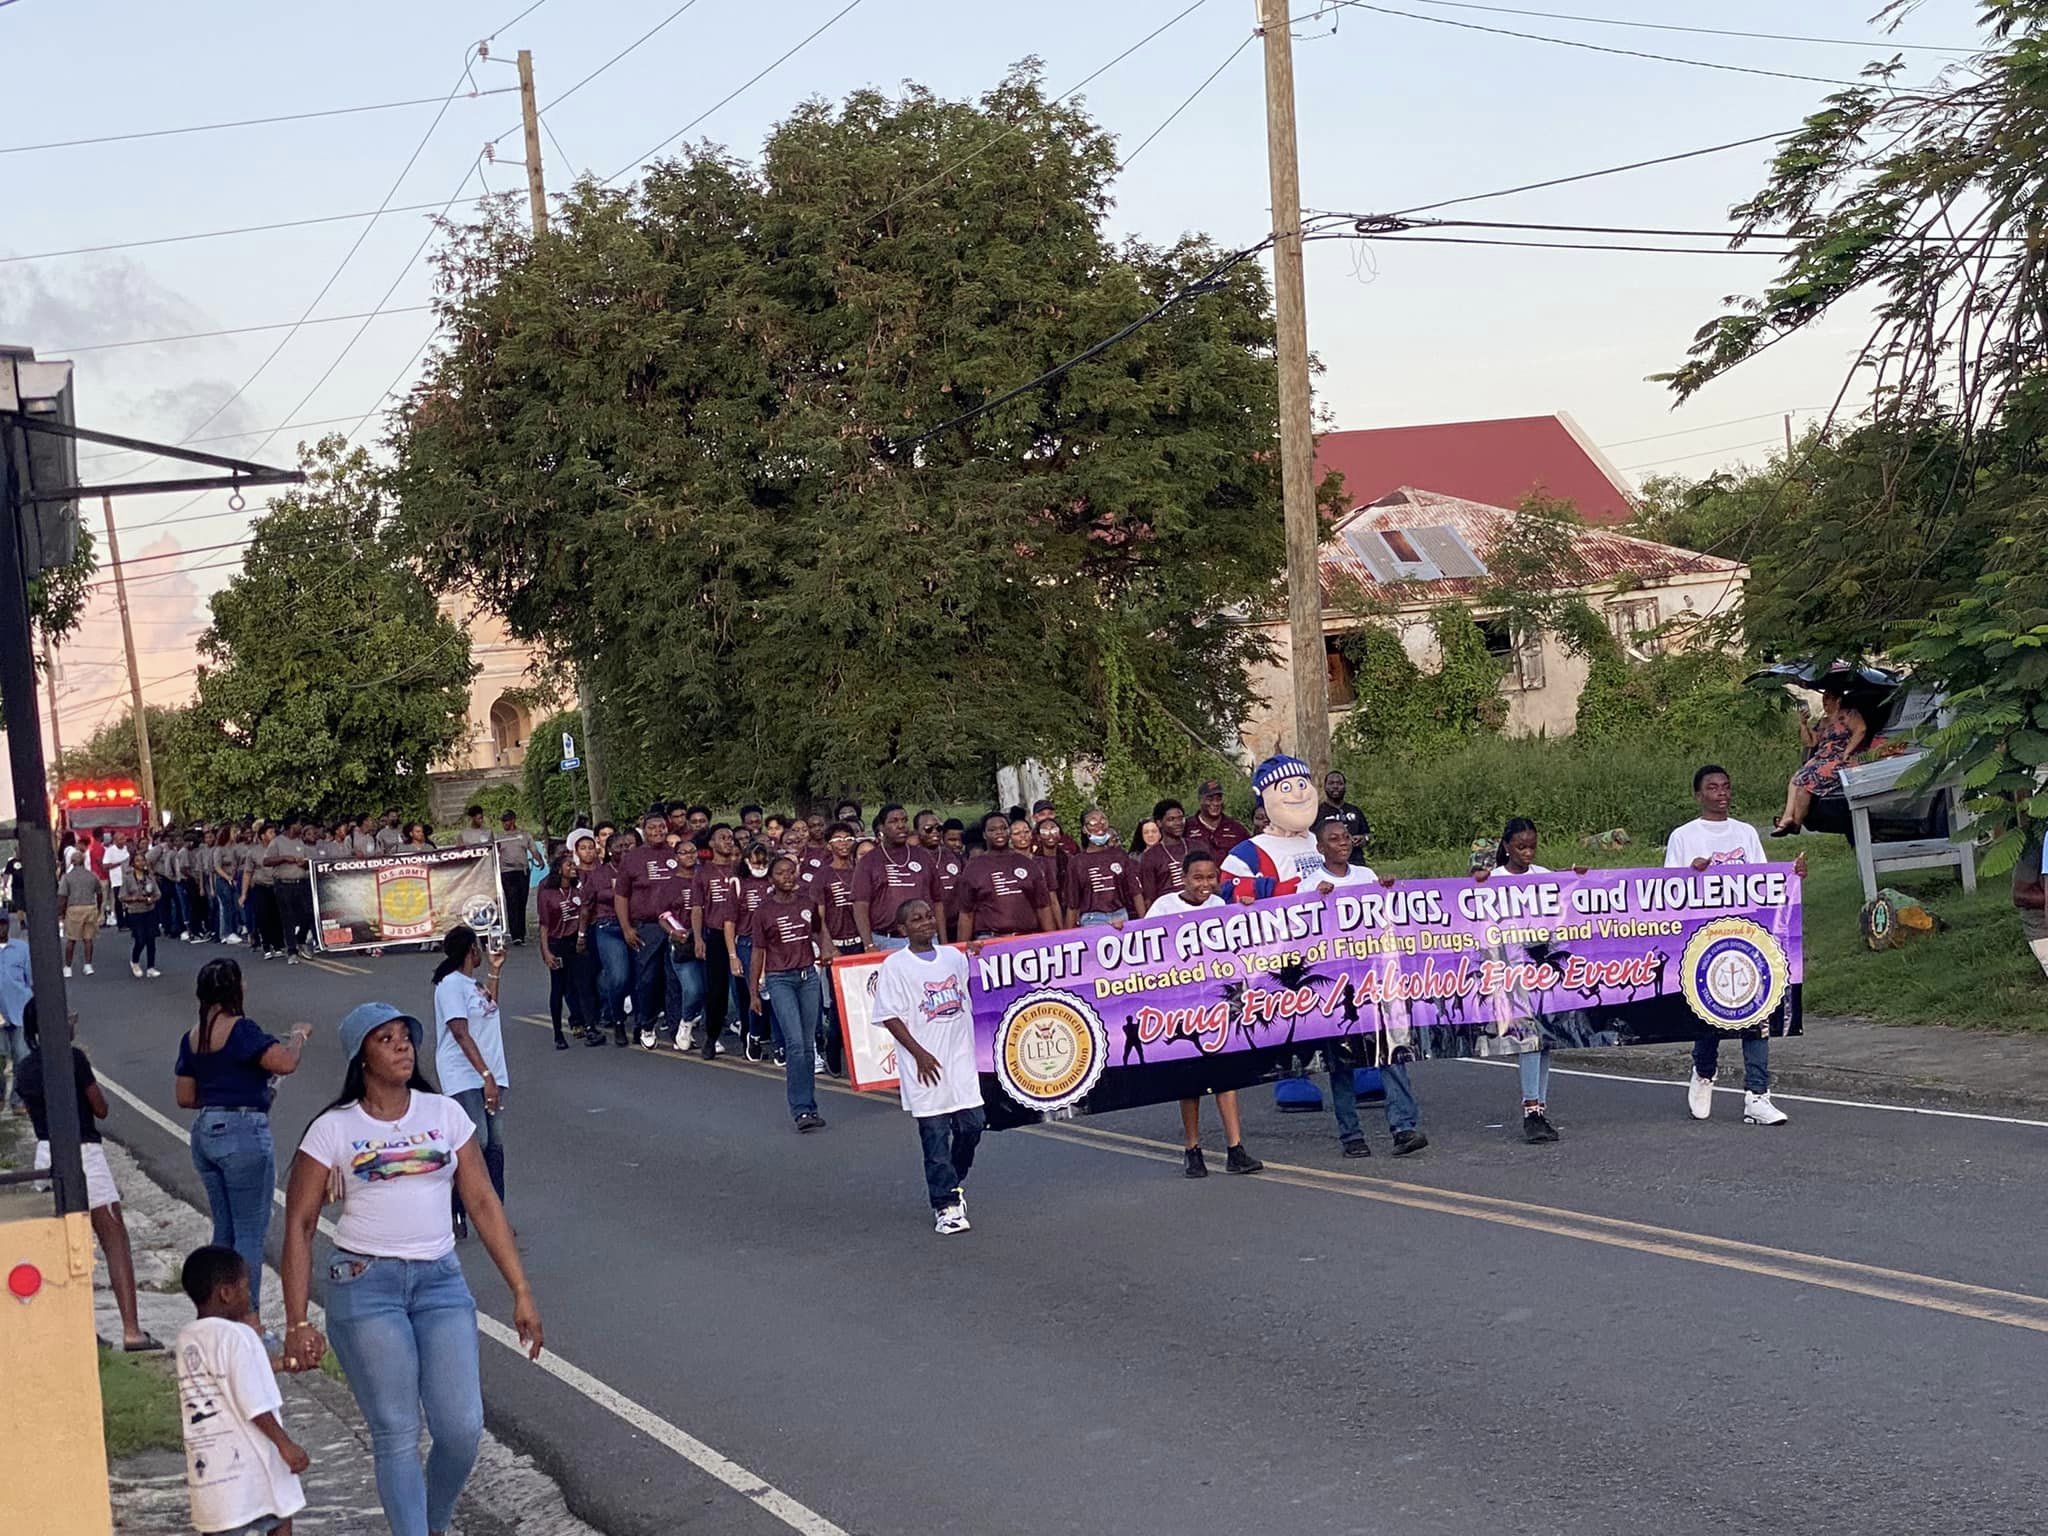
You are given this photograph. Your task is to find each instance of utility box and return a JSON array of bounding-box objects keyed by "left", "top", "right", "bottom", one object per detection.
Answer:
[{"left": 0, "top": 346, "right": 82, "bottom": 575}]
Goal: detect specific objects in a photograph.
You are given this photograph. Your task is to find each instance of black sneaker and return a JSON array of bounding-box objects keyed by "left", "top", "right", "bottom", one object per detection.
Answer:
[
  {"left": 773, "top": 1045, "right": 788, "bottom": 1067},
  {"left": 701, "top": 1037, "right": 719, "bottom": 1060},
  {"left": 1522, "top": 1111, "right": 1559, "bottom": 1143},
  {"left": 554, "top": 1034, "right": 570, "bottom": 1051},
  {"left": 1183, "top": 1147, "right": 1209, "bottom": 1179},
  {"left": 612, "top": 1024, "right": 630, "bottom": 1047},
  {"left": 744, "top": 1034, "right": 765, "bottom": 1062},
  {"left": 582, "top": 1028, "right": 607, "bottom": 1047},
  {"left": 1225, "top": 1143, "right": 1264, "bottom": 1175},
  {"left": 1341, "top": 1138, "right": 1372, "bottom": 1158},
  {"left": 795, "top": 1111, "right": 826, "bottom": 1133},
  {"left": 1391, "top": 1129, "right": 1430, "bottom": 1156}
]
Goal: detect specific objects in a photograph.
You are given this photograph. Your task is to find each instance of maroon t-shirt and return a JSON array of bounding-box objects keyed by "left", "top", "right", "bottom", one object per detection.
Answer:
[
  {"left": 537, "top": 880, "right": 586, "bottom": 940},
  {"left": 695, "top": 864, "right": 742, "bottom": 937},
  {"left": 956, "top": 853, "right": 1049, "bottom": 937},
  {"left": 1138, "top": 838, "right": 1195, "bottom": 907},
  {"left": 659, "top": 871, "right": 699, "bottom": 941},
  {"left": 1036, "top": 853, "right": 1066, "bottom": 908},
  {"left": 930, "top": 852, "right": 965, "bottom": 926},
  {"left": 852, "top": 845, "right": 940, "bottom": 935},
  {"left": 583, "top": 861, "right": 619, "bottom": 922},
  {"left": 1064, "top": 849, "right": 1141, "bottom": 917},
  {"left": 617, "top": 845, "right": 691, "bottom": 925},
  {"left": 1190, "top": 815, "right": 1253, "bottom": 855},
  {"left": 747, "top": 892, "right": 821, "bottom": 974},
  {"left": 736, "top": 870, "right": 774, "bottom": 922},
  {"left": 802, "top": 861, "right": 859, "bottom": 943}
]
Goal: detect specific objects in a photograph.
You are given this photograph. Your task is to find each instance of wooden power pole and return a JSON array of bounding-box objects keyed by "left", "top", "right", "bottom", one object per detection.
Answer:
[
  {"left": 43, "top": 643, "right": 64, "bottom": 774},
  {"left": 101, "top": 494, "right": 157, "bottom": 807},
  {"left": 1257, "top": 0, "right": 1330, "bottom": 775},
  {"left": 517, "top": 48, "right": 611, "bottom": 821}
]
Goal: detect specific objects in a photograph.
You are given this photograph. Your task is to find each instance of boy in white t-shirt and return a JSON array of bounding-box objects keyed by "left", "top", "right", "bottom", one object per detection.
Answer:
[
  {"left": 871, "top": 899, "right": 984, "bottom": 1235},
  {"left": 1147, "top": 850, "right": 1264, "bottom": 1178},
  {"left": 1665, "top": 764, "right": 1805, "bottom": 1127},
  {"left": 176, "top": 1245, "right": 308, "bottom": 1536}
]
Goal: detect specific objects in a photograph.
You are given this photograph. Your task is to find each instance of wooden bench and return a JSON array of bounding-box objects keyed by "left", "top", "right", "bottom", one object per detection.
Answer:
[{"left": 1837, "top": 752, "right": 1976, "bottom": 905}]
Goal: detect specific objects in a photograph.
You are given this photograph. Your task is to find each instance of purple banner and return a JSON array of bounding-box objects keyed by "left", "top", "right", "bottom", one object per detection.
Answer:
[{"left": 969, "top": 864, "right": 1802, "bottom": 1125}]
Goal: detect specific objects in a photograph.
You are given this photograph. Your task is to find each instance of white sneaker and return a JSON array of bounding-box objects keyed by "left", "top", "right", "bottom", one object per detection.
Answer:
[
  {"left": 130, "top": 962, "right": 143, "bottom": 978},
  {"left": 146, "top": 967, "right": 162, "bottom": 978},
  {"left": 638, "top": 1026, "right": 658, "bottom": 1051},
  {"left": 1687, "top": 1072, "right": 1714, "bottom": 1120},
  {"left": 82, "top": 963, "right": 94, "bottom": 976},
  {"left": 677, "top": 1024, "right": 695, "bottom": 1053},
  {"left": 62, "top": 965, "right": 72, "bottom": 979},
  {"left": 933, "top": 1204, "right": 970, "bottom": 1235},
  {"left": 223, "top": 933, "right": 243, "bottom": 946},
  {"left": 1743, "top": 1092, "right": 1789, "bottom": 1126},
  {"left": 951, "top": 1187, "right": 968, "bottom": 1220}
]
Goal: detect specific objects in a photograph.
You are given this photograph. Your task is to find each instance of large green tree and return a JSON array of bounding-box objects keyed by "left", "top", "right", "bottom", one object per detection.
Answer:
[
  {"left": 177, "top": 439, "right": 475, "bottom": 821},
  {"left": 391, "top": 67, "right": 1315, "bottom": 804},
  {"left": 1657, "top": 2, "right": 2048, "bottom": 864}
]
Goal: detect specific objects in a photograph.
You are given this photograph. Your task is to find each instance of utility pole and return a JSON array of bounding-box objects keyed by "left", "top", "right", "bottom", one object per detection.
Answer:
[
  {"left": 1784, "top": 413, "right": 1794, "bottom": 459},
  {"left": 101, "top": 494, "right": 156, "bottom": 808},
  {"left": 1257, "top": 0, "right": 1330, "bottom": 775},
  {"left": 43, "top": 641, "right": 63, "bottom": 773},
  {"left": 517, "top": 49, "right": 610, "bottom": 821}
]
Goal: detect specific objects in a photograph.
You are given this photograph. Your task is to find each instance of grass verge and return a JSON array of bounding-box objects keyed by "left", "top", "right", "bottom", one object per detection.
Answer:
[{"left": 99, "top": 1344, "right": 182, "bottom": 1458}]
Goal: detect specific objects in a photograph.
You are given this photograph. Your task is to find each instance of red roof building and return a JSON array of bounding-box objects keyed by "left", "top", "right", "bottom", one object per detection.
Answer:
[{"left": 1313, "top": 413, "right": 1636, "bottom": 526}]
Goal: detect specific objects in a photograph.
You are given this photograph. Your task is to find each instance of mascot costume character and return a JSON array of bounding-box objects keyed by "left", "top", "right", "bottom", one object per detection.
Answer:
[{"left": 1220, "top": 754, "right": 1326, "bottom": 901}]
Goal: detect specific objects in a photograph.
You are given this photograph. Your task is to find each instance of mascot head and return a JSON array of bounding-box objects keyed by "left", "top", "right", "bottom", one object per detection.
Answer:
[{"left": 1252, "top": 753, "right": 1318, "bottom": 837}]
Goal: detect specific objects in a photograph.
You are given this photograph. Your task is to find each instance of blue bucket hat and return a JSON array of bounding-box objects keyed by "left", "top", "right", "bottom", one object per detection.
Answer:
[{"left": 338, "top": 1001, "right": 424, "bottom": 1062}]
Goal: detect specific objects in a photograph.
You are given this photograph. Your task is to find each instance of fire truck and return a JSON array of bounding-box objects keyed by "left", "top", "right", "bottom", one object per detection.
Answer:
[{"left": 54, "top": 776, "right": 151, "bottom": 840}]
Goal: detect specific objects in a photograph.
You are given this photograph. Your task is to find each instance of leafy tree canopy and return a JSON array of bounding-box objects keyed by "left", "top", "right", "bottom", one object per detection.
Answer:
[
  {"left": 390, "top": 66, "right": 1316, "bottom": 805},
  {"left": 176, "top": 439, "right": 475, "bottom": 822}
]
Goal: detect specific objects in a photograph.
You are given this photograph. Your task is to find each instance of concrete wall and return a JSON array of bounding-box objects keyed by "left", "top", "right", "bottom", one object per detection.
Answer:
[
  {"left": 0, "top": 1209, "right": 112, "bottom": 1535},
  {"left": 1238, "top": 570, "right": 1743, "bottom": 756}
]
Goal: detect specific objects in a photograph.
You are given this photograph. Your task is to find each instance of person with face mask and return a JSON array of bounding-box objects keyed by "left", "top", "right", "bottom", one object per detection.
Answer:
[
  {"left": 1062, "top": 808, "right": 1140, "bottom": 928},
  {"left": 1146, "top": 850, "right": 1263, "bottom": 1178},
  {"left": 732, "top": 841, "right": 778, "bottom": 1060}
]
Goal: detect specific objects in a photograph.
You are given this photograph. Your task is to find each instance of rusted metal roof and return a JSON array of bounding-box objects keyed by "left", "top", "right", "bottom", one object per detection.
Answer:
[{"left": 1318, "top": 487, "right": 1743, "bottom": 610}]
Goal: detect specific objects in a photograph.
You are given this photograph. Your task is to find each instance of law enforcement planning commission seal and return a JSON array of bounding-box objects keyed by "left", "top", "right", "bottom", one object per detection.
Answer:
[
  {"left": 994, "top": 989, "right": 1109, "bottom": 1112},
  {"left": 1680, "top": 917, "right": 1788, "bottom": 1031}
]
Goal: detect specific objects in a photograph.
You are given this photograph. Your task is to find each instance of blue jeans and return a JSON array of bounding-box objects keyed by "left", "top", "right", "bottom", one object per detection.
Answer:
[
  {"left": 733, "top": 937, "right": 763, "bottom": 1041},
  {"left": 665, "top": 942, "right": 705, "bottom": 1031},
  {"left": 213, "top": 875, "right": 240, "bottom": 939},
  {"left": 591, "top": 923, "right": 630, "bottom": 1025},
  {"left": 450, "top": 1088, "right": 505, "bottom": 1220},
  {"left": 628, "top": 920, "right": 670, "bottom": 1030},
  {"left": 871, "top": 933, "right": 909, "bottom": 952},
  {"left": 169, "top": 879, "right": 191, "bottom": 936},
  {"left": 1519, "top": 1047, "right": 1551, "bottom": 1106},
  {"left": 1077, "top": 910, "right": 1126, "bottom": 927},
  {"left": 323, "top": 1249, "right": 483, "bottom": 1536},
  {"left": 2, "top": 1022, "right": 32, "bottom": 1107},
  {"left": 1326, "top": 1050, "right": 1418, "bottom": 1142},
  {"left": 762, "top": 968, "right": 821, "bottom": 1119},
  {"left": 916, "top": 1107, "right": 985, "bottom": 1209},
  {"left": 191, "top": 1108, "right": 275, "bottom": 1315},
  {"left": 1693, "top": 1034, "right": 1769, "bottom": 1094}
]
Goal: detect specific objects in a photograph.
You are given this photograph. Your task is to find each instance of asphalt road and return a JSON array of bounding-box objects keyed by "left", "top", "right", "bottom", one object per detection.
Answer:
[{"left": 59, "top": 935, "right": 2048, "bottom": 1536}]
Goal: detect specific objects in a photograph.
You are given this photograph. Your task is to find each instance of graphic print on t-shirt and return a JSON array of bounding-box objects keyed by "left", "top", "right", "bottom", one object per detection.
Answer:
[
  {"left": 345, "top": 1127, "right": 454, "bottom": 1183},
  {"left": 919, "top": 973, "right": 966, "bottom": 1024}
]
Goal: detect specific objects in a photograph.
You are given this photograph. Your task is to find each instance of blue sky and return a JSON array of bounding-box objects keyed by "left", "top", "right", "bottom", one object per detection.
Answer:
[{"left": 0, "top": 0, "right": 1985, "bottom": 734}]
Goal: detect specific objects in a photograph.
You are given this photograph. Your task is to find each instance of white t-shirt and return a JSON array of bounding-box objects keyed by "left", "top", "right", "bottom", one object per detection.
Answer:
[
  {"left": 103, "top": 843, "right": 130, "bottom": 889},
  {"left": 1307, "top": 861, "right": 1380, "bottom": 888},
  {"left": 1664, "top": 817, "right": 1766, "bottom": 869},
  {"left": 175, "top": 1315, "right": 307, "bottom": 1532},
  {"left": 433, "top": 971, "right": 507, "bottom": 1096},
  {"left": 1145, "top": 891, "right": 1226, "bottom": 919},
  {"left": 297, "top": 1091, "right": 475, "bottom": 1260},
  {"left": 871, "top": 945, "right": 981, "bottom": 1118}
]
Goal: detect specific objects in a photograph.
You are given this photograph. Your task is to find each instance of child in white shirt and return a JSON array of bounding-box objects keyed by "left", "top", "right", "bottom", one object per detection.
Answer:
[{"left": 176, "top": 1245, "right": 308, "bottom": 1536}]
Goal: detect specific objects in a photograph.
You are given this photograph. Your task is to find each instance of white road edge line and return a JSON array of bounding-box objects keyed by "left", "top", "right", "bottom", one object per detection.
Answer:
[
  {"left": 95, "top": 1071, "right": 852, "bottom": 1536},
  {"left": 1449, "top": 1057, "right": 2048, "bottom": 1130}
]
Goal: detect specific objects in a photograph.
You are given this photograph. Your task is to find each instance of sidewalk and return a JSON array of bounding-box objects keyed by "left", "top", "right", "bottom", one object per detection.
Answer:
[
  {"left": 1563, "top": 1014, "right": 2048, "bottom": 1115},
  {"left": 10, "top": 1120, "right": 602, "bottom": 1535}
]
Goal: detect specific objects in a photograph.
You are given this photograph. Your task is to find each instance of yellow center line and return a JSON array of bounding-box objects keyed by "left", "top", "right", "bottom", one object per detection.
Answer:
[{"left": 506, "top": 1015, "right": 2048, "bottom": 1334}]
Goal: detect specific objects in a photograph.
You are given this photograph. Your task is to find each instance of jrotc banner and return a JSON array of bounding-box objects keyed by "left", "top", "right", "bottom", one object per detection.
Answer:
[
  {"left": 964, "top": 865, "right": 1803, "bottom": 1128},
  {"left": 310, "top": 847, "right": 506, "bottom": 952}
]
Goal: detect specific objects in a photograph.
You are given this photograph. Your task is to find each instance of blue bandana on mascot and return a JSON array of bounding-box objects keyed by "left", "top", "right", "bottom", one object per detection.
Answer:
[{"left": 1220, "top": 754, "right": 1326, "bottom": 901}]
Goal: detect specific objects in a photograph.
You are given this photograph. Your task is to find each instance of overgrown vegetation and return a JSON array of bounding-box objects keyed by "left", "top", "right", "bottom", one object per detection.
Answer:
[{"left": 98, "top": 1345, "right": 181, "bottom": 1458}]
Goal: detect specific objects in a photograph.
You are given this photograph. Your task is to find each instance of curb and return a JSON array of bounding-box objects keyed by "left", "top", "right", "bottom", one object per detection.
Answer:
[{"left": 1557, "top": 1043, "right": 2048, "bottom": 1119}]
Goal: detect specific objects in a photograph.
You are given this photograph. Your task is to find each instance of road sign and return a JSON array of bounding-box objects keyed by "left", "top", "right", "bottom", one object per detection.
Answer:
[
  {"left": 561, "top": 730, "right": 577, "bottom": 761},
  {"left": 559, "top": 756, "right": 581, "bottom": 772}
]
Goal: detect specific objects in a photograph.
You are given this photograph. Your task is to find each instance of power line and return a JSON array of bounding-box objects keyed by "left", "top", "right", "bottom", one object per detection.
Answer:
[
  {"left": 0, "top": 90, "right": 516, "bottom": 157},
  {"left": 1394, "top": 0, "right": 1976, "bottom": 54},
  {"left": 1621, "top": 435, "right": 1787, "bottom": 472},
  {"left": 492, "top": 0, "right": 707, "bottom": 145},
  {"left": 1607, "top": 407, "right": 1831, "bottom": 449},
  {"left": 605, "top": 0, "right": 871, "bottom": 185},
  {"left": 1331, "top": 231, "right": 1799, "bottom": 255},
  {"left": 0, "top": 201, "right": 456, "bottom": 266},
  {"left": 1354, "top": 213, "right": 2025, "bottom": 245},
  {"left": 868, "top": 0, "right": 1216, "bottom": 221},
  {"left": 1388, "top": 128, "right": 1793, "bottom": 216},
  {"left": 1118, "top": 28, "right": 1256, "bottom": 170},
  {"left": 54, "top": 304, "right": 434, "bottom": 355},
  {"left": 1329, "top": 2, "right": 1870, "bottom": 86},
  {"left": 77, "top": 415, "right": 366, "bottom": 464}
]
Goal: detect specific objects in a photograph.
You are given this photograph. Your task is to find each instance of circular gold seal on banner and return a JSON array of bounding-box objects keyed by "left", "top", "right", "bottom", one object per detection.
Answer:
[
  {"left": 1680, "top": 916, "right": 1788, "bottom": 1031},
  {"left": 994, "top": 990, "right": 1109, "bottom": 1112}
]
